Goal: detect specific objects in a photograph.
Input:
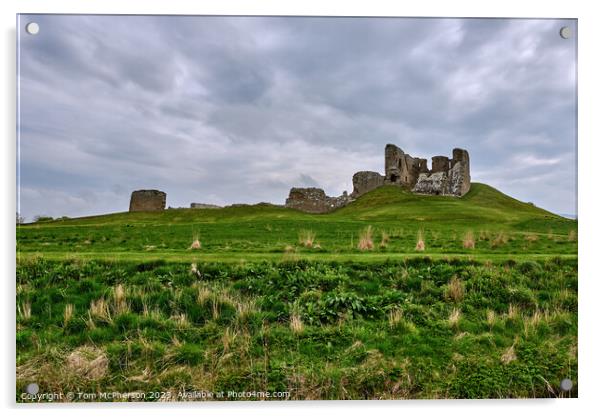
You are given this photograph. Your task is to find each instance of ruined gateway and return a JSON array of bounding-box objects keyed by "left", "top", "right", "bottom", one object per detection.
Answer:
[{"left": 285, "top": 144, "right": 470, "bottom": 214}]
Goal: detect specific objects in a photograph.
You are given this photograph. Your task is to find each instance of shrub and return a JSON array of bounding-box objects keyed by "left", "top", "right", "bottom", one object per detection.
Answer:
[
  {"left": 174, "top": 343, "right": 204, "bottom": 365},
  {"left": 33, "top": 215, "right": 53, "bottom": 223},
  {"left": 113, "top": 312, "right": 139, "bottom": 333},
  {"left": 518, "top": 261, "right": 543, "bottom": 275}
]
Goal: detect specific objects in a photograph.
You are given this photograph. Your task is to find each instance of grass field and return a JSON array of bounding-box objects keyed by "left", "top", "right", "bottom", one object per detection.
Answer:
[
  {"left": 17, "top": 184, "right": 577, "bottom": 260},
  {"left": 16, "top": 183, "right": 578, "bottom": 401}
]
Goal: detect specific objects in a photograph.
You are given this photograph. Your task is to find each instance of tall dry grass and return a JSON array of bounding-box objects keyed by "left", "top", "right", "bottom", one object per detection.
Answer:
[
  {"left": 462, "top": 230, "right": 475, "bottom": 249},
  {"left": 222, "top": 327, "right": 237, "bottom": 352},
  {"left": 486, "top": 309, "right": 496, "bottom": 329},
  {"left": 171, "top": 313, "right": 189, "bottom": 329},
  {"left": 415, "top": 230, "right": 425, "bottom": 252},
  {"left": 298, "top": 230, "right": 316, "bottom": 248},
  {"left": 357, "top": 226, "right": 374, "bottom": 251},
  {"left": 379, "top": 231, "right": 390, "bottom": 249},
  {"left": 507, "top": 304, "right": 519, "bottom": 320},
  {"left": 448, "top": 307, "right": 461, "bottom": 328},
  {"left": 18, "top": 301, "right": 32, "bottom": 321},
  {"left": 445, "top": 275, "right": 464, "bottom": 302},
  {"left": 290, "top": 313, "right": 305, "bottom": 335},
  {"left": 500, "top": 340, "right": 517, "bottom": 364},
  {"left": 568, "top": 230, "right": 577, "bottom": 242},
  {"left": 113, "top": 284, "right": 128, "bottom": 314},
  {"left": 283, "top": 245, "right": 300, "bottom": 262},
  {"left": 491, "top": 231, "right": 508, "bottom": 248},
  {"left": 196, "top": 286, "right": 212, "bottom": 305},
  {"left": 63, "top": 304, "right": 74, "bottom": 326},
  {"left": 189, "top": 233, "right": 201, "bottom": 250},
  {"left": 89, "top": 298, "right": 111, "bottom": 323},
  {"left": 388, "top": 307, "right": 403, "bottom": 328}
]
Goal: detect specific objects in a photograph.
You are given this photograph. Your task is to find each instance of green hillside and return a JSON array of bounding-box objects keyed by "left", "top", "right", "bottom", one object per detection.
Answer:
[
  {"left": 17, "top": 183, "right": 576, "bottom": 262},
  {"left": 16, "top": 183, "right": 579, "bottom": 400},
  {"left": 333, "top": 183, "right": 561, "bottom": 222}
]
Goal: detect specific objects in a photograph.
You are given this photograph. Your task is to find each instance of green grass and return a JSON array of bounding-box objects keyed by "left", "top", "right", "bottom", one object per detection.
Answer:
[
  {"left": 16, "top": 257, "right": 577, "bottom": 400},
  {"left": 15, "top": 183, "right": 578, "bottom": 400},
  {"left": 17, "top": 184, "right": 577, "bottom": 261}
]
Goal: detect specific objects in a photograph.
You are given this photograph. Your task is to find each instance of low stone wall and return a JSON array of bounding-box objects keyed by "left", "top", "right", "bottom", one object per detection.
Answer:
[
  {"left": 129, "top": 190, "right": 166, "bottom": 212},
  {"left": 285, "top": 187, "right": 351, "bottom": 214},
  {"left": 190, "top": 203, "right": 222, "bottom": 209}
]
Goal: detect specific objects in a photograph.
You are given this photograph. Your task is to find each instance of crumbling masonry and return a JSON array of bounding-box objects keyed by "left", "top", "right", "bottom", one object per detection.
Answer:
[
  {"left": 285, "top": 144, "right": 470, "bottom": 213},
  {"left": 129, "top": 189, "right": 167, "bottom": 212}
]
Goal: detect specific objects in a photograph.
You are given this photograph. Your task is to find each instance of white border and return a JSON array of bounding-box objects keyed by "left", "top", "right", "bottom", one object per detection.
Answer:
[{"left": 3, "top": 1, "right": 600, "bottom": 417}]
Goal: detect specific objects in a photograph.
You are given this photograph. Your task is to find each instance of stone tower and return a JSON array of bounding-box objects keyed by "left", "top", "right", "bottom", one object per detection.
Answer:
[
  {"left": 129, "top": 190, "right": 167, "bottom": 212},
  {"left": 384, "top": 144, "right": 428, "bottom": 189}
]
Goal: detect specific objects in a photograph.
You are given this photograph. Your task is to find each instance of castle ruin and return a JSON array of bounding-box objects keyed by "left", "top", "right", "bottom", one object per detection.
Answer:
[
  {"left": 284, "top": 144, "right": 470, "bottom": 213},
  {"left": 384, "top": 145, "right": 471, "bottom": 197},
  {"left": 285, "top": 187, "right": 350, "bottom": 214},
  {"left": 127, "top": 145, "right": 470, "bottom": 215},
  {"left": 129, "top": 189, "right": 167, "bottom": 212}
]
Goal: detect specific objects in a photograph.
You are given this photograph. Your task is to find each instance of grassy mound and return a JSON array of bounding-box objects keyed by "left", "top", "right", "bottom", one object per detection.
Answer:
[{"left": 17, "top": 183, "right": 577, "bottom": 262}]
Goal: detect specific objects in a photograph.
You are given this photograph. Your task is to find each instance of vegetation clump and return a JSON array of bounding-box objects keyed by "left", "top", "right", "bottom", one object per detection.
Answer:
[
  {"left": 415, "top": 230, "right": 425, "bottom": 252},
  {"left": 462, "top": 230, "right": 475, "bottom": 249},
  {"left": 357, "top": 226, "right": 375, "bottom": 251},
  {"left": 298, "top": 230, "right": 316, "bottom": 248}
]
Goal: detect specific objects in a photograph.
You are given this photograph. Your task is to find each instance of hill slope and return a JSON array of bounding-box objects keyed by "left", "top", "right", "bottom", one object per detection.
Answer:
[
  {"left": 17, "top": 183, "right": 576, "bottom": 260},
  {"left": 333, "top": 183, "right": 562, "bottom": 223},
  {"left": 27, "top": 183, "right": 564, "bottom": 227}
]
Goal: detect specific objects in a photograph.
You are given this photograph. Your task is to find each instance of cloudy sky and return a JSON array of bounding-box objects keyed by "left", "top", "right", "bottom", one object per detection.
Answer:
[{"left": 17, "top": 15, "right": 577, "bottom": 220}]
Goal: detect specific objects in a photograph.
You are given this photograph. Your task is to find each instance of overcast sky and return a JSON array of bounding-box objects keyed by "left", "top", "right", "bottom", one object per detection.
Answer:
[{"left": 17, "top": 15, "right": 577, "bottom": 220}]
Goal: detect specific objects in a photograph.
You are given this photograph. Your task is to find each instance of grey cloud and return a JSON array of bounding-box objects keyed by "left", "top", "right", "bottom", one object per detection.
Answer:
[
  {"left": 297, "top": 174, "right": 320, "bottom": 188},
  {"left": 17, "top": 15, "right": 576, "bottom": 221}
]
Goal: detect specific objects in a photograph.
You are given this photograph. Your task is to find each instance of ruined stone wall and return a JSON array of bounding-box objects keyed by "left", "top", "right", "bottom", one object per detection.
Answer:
[
  {"left": 412, "top": 148, "right": 471, "bottom": 196},
  {"left": 384, "top": 144, "right": 428, "bottom": 189},
  {"left": 451, "top": 148, "right": 471, "bottom": 196},
  {"left": 129, "top": 190, "right": 166, "bottom": 212},
  {"left": 285, "top": 187, "right": 351, "bottom": 214},
  {"left": 431, "top": 156, "right": 451, "bottom": 173},
  {"left": 285, "top": 145, "right": 471, "bottom": 213},
  {"left": 351, "top": 171, "right": 384, "bottom": 198},
  {"left": 190, "top": 203, "right": 222, "bottom": 209}
]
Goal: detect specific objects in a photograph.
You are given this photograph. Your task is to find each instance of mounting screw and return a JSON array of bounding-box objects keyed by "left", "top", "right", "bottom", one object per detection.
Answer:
[
  {"left": 25, "top": 22, "right": 40, "bottom": 35},
  {"left": 559, "top": 26, "right": 571, "bottom": 39}
]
